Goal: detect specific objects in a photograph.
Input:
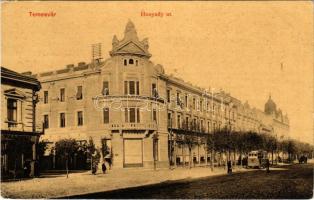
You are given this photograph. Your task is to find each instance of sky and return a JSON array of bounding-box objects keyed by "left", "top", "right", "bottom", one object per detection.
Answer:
[{"left": 1, "top": 2, "right": 313, "bottom": 144}]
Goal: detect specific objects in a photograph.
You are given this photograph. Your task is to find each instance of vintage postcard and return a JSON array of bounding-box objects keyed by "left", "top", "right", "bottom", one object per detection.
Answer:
[{"left": 1, "top": 1, "right": 313, "bottom": 199}]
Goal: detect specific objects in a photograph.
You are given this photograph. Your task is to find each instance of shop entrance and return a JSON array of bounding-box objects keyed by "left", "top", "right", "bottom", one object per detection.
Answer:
[{"left": 123, "top": 139, "right": 143, "bottom": 167}]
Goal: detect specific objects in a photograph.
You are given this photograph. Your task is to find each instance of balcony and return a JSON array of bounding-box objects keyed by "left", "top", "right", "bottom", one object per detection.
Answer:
[
  {"left": 3, "top": 121, "right": 44, "bottom": 135},
  {"left": 108, "top": 123, "right": 157, "bottom": 131},
  {"left": 4, "top": 121, "right": 24, "bottom": 131},
  {"left": 93, "top": 95, "right": 165, "bottom": 104}
]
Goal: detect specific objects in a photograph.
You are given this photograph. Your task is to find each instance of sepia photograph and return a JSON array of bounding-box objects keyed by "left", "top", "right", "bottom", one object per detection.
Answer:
[{"left": 1, "top": 1, "right": 313, "bottom": 199}]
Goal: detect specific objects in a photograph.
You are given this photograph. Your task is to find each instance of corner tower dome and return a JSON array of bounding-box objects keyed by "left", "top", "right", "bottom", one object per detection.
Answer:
[
  {"left": 109, "top": 20, "right": 152, "bottom": 58},
  {"left": 264, "top": 95, "right": 277, "bottom": 115}
]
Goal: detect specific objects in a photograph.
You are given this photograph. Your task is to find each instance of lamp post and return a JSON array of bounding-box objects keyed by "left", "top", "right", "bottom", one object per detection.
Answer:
[
  {"left": 169, "top": 115, "right": 173, "bottom": 169},
  {"left": 210, "top": 88, "right": 215, "bottom": 172}
]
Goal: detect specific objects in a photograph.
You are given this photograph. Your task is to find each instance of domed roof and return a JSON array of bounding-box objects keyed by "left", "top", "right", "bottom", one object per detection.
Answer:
[{"left": 264, "top": 95, "right": 277, "bottom": 115}]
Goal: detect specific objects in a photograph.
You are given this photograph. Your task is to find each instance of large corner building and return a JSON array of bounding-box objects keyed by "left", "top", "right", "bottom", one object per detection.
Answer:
[{"left": 34, "top": 21, "right": 290, "bottom": 169}]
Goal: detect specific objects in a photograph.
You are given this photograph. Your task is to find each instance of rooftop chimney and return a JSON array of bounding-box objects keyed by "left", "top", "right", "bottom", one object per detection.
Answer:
[{"left": 66, "top": 64, "right": 74, "bottom": 69}]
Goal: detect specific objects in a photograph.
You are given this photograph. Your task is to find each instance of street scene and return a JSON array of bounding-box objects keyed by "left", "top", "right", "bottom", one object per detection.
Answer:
[
  {"left": 1, "top": 163, "right": 313, "bottom": 198},
  {"left": 70, "top": 163, "right": 313, "bottom": 199},
  {"left": 1, "top": 1, "right": 313, "bottom": 199}
]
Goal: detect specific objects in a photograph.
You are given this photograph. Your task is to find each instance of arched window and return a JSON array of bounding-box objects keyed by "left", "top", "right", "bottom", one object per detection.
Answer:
[
  {"left": 136, "top": 60, "right": 138, "bottom": 66},
  {"left": 129, "top": 59, "right": 134, "bottom": 65},
  {"left": 124, "top": 59, "right": 127, "bottom": 66}
]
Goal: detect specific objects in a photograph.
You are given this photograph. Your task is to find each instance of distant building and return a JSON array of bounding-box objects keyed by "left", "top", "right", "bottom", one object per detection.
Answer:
[
  {"left": 34, "top": 21, "right": 289, "bottom": 169},
  {"left": 1, "top": 67, "right": 42, "bottom": 179},
  {"left": 264, "top": 95, "right": 290, "bottom": 140}
]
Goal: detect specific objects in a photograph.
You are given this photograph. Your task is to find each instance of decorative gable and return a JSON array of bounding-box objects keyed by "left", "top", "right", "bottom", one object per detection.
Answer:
[
  {"left": 109, "top": 20, "right": 151, "bottom": 58},
  {"left": 4, "top": 88, "right": 26, "bottom": 99},
  {"left": 116, "top": 42, "right": 146, "bottom": 55}
]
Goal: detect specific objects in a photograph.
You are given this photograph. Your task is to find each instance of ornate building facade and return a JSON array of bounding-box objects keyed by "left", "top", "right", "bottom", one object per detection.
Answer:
[
  {"left": 33, "top": 21, "right": 289, "bottom": 169},
  {"left": 1, "top": 67, "right": 42, "bottom": 178}
]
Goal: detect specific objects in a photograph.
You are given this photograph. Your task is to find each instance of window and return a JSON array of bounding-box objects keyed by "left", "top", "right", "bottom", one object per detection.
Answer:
[
  {"left": 135, "top": 60, "right": 138, "bottom": 66},
  {"left": 152, "top": 83, "right": 158, "bottom": 97},
  {"left": 167, "top": 90, "right": 170, "bottom": 103},
  {"left": 193, "top": 98, "right": 196, "bottom": 110},
  {"left": 152, "top": 109, "right": 157, "bottom": 122},
  {"left": 76, "top": 86, "right": 83, "bottom": 100},
  {"left": 102, "top": 81, "right": 109, "bottom": 95},
  {"left": 60, "top": 113, "right": 65, "bottom": 127},
  {"left": 129, "top": 59, "right": 134, "bottom": 65},
  {"left": 7, "top": 99, "right": 17, "bottom": 125},
  {"left": 200, "top": 100, "right": 203, "bottom": 112},
  {"left": 137, "top": 108, "right": 140, "bottom": 123},
  {"left": 103, "top": 108, "right": 109, "bottom": 124},
  {"left": 207, "top": 121, "right": 210, "bottom": 133},
  {"left": 77, "top": 111, "right": 83, "bottom": 126},
  {"left": 177, "top": 115, "right": 181, "bottom": 129},
  {"left": 129, "top": 108, "right": 136, "bottom": 123},
  {"left": 153, "top": 139, "right": 159, "bottom": 161},
  {"left": 125, "top": 107, "right": 140, "bottom": 123},
  {"left": 136, "top": 81, "right": 140, "bottom": 95},
  {"left": 167, "top": 113, "right": 172, "bottom": 127},
  {"left": 197, "top": 99, "right": 200, "bottom": 111},
  {"left": 176, "top": 92, "right": 180, "bottom": 106},
  {"left": 185, "top": 95, "right": 188, "bottom": 108},
  {"left": 60, "top": 88, "right": 65, "bottom": 102},
  {"left": 129, "top": 81, "right": 135, "bottom": 95},
  {"left": 44, "top": 115, "right": 49, "bottom": 129},
  {"left": 200, "top": 120, "right": 204, "bottom": 130},
  {"left": 124, "top": 59, "right": 127, "bottom": 66},
  {"left": 124, "top": 81, "right": 139, "bottom": 95},
  {"left": 185, "top": 117, "right": 189, "bottom": 129},
  {"left": 44, "top": 91, "right": 48, "bottom": 104}
]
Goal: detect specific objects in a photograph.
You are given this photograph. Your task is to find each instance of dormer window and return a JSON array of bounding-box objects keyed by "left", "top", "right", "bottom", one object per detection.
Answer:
[{"left": 129, "top": 59, "right": 134, "bottom": 65}]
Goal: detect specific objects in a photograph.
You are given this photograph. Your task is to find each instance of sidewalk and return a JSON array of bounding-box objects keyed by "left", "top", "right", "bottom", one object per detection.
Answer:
[{"left": 1, "top": 166, "right": 256, "bottom": 199}]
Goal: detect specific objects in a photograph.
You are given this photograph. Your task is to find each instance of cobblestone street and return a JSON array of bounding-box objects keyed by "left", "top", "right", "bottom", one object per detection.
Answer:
[{"left": 69, "top": 164, "right": 313, "bottom": 199}]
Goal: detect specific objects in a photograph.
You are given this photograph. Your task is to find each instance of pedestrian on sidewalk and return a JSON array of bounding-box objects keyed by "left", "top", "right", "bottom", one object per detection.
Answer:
[
  {"left": 227, "top": 160, "right": 232, "bottom": 175},
  {"left": 266, "top": 159, "right": 270, "bottom": 173},
  {"left": 102, "top": 162, "right": 107, "bottom": 174}
]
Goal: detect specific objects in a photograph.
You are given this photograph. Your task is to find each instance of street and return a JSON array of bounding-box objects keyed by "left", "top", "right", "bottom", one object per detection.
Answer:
[{"left": 68, "top": 164, "right": 313, "bottom": 199}]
